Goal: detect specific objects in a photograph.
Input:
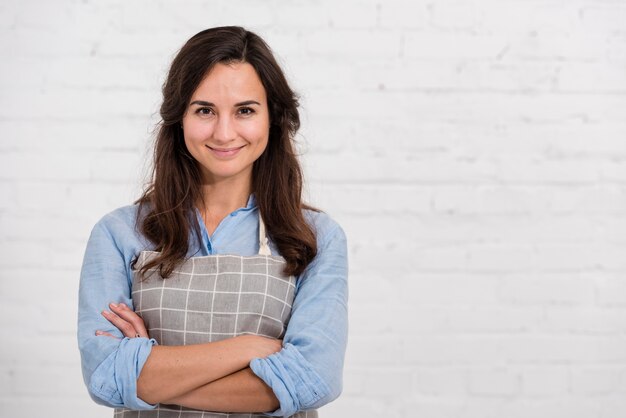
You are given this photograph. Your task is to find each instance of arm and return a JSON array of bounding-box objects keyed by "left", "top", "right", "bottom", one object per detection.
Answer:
[
  {"left": 79, "top": 215, "right": 280, "bottom": 409},
  {"left": 103, "top": 303, "right": 280, "bottom": 405},
  {"left": 78, "top": 217, "right": 157, "bottom": 409},
  {"left": 165, "top": 368, "right": 279, "bottom": 412},
  {"left": 138, "top": 336, "right": 279, "bottom": 404},
  {"left": 102, "top": 304, "right": 281, "bottom": 412},
  {"left": 250, "top": 218, "right": 349, "bottom": 416}
]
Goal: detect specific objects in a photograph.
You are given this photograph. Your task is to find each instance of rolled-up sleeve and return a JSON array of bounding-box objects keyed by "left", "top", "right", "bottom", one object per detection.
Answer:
[
  {"left": 250, "top": 219, "right": 349, "bottom": 417},
  {"left": 77, "top": 217, "right": 157, "bottom": 410}
]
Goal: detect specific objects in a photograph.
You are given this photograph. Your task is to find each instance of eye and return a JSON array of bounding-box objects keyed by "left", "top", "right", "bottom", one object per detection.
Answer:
[
  {"left": 238, "top": 107, "right": 255, "bottom": 116},
  {"left": 195, "top": 107, "right": 214, "bottom": 116}
]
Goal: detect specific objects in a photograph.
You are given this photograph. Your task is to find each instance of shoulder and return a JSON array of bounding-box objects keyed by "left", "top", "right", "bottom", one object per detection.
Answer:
[
  {"left": 298, "top": 209, "right": 348, "bottom": 283},
  {"left": 90, "top": 204, "right": 150, "bottom": 251},
  {"left": 95, "top": 205, "right": 140, "bottom": 234},
  {"left": 303, "top": 209, "right": 347, "bottom": 250}
]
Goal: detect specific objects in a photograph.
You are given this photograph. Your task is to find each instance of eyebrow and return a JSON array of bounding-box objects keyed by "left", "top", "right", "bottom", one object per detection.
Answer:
[{"left": 189, "top": 100, "right": 261, "bottom": 107}]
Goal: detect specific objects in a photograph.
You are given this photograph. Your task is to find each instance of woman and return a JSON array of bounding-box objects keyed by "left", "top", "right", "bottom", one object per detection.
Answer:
[{"left": 77, "top": 26, "right": 348, "bottom": 418}]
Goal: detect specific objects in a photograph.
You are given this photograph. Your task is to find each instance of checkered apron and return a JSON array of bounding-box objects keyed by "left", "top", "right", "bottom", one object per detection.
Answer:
[{"left": 114, "top": 216, "right": 317, "bottom": 418}]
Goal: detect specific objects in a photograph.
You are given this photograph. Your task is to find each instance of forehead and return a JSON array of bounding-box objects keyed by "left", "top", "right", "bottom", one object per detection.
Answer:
[{"left": 191, "top": 62, "right": 266, "bottom": 102}]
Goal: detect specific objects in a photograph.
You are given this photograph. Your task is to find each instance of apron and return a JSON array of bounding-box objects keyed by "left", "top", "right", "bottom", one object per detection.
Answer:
[{"left": 114, "top": 215, "right": 317, "bottom": 418}]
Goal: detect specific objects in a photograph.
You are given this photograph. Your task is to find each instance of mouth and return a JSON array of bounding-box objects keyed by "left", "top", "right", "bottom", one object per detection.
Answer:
[{"left": 206, "top": 145, "right": 245, "bottom": 158}]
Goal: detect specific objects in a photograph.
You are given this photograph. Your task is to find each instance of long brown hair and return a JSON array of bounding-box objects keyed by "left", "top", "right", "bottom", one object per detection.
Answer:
[{"left": 135, "top": 26, "right": 317, "bottom": 278}]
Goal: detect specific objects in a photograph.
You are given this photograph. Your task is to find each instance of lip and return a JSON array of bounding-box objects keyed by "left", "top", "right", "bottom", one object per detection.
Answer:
[{"left": 206, "top": 145, "right": 245, "bottom": 158}]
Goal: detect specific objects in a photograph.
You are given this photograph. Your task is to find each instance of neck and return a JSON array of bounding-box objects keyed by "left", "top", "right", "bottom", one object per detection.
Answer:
[{"left": 198, "top": 176, "right": 252, "bottom": 234}]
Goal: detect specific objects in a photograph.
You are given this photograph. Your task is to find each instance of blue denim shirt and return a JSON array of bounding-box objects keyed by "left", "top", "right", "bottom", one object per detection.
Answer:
[{"left": 77, "top": 195, "right": 348, "bottom": 416}]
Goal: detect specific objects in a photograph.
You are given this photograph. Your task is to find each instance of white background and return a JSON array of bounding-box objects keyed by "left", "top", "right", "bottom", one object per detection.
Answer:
[{"left": 1, "top": 0, "right": 626, "bottom": 417}]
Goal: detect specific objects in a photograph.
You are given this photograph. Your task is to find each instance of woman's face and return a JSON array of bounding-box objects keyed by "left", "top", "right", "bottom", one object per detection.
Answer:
[{"left": 182, "top": 62, "right": 270, "bottom": 185}]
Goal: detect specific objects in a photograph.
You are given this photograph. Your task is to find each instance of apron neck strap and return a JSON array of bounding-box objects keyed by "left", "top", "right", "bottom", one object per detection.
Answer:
[{"left": 258, "top": 213, "right": 272, "bottom": 256}]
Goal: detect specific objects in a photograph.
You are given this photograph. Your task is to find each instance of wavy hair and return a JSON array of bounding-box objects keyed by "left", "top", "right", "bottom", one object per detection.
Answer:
[{"left": 135, "top": 26, "right": 317, "bottom": 278}]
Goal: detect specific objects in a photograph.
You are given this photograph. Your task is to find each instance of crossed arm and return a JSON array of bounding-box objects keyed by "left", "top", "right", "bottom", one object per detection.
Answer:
[
  {"left": 99, "top": 302, "right": 280, "bottom": 412},
  {"left": 80, "top": 212, "right": 348, "bottom": 414}
]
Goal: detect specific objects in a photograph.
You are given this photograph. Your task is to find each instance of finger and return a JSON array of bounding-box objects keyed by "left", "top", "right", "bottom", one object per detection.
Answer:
[
  {"left": 95, "top": 330, "right": 121, "bottom": 339},
  {"left": 101, "top": 309, "right": 138, "bottom": 338},
  {"left": 110, "top": 303, "right": 149, "bottom": 337},
  {"left": 109, "top": 302, "right": 149, "bottom": 338}
]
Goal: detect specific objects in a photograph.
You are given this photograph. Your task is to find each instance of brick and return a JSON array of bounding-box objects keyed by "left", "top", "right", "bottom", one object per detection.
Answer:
[
  {"left": 261, "top": 29, "right": 307, "bottom": 62},
  {"left": 432, "top": 185, "right": 540, "bottom": 215},
  {"left": 88, "top": 150, "right": 144, "bottom": 182},
  {"left": 358, "top": 368, "right": 413, "bottom": 397},
  {"left": 396, "top": 399, "right": 474, "bottom": 418},
  {"left": 290, "top": 60, "right": 358, "bottom": 91},
  {"left": 329, "top": 1, "right": 378, "bottom": 29},
  {"left": 413, "top": 366, "right": 468, "bottom": 396},
  {"left": 600, "top": 399, "right": 626, "bottom": 418},
  {"left": 467, "top": 244, "right": 533, "bottom": 272},
  {"left": 0, "top": 238, "right": 85, "bottom": 270},
  {"left": 401, "top": 336, "right": 508, "bottom": 366},
  {"left": 0, "top": 120, "right": 152, "bottom": 152},
  {"left": 0, "top": 181, "right": 16, "bottom": 210},
  {"left": 541, "top": 307, "right": 626, "bottom": 335},
  {"left": 546, "top": 185, "right": 626, "bottom": 215},
  {"left": 304, "top": 29, "right": 402, "bottom": 59},
  {"left": 406, "top": 245, "right": 468, "bottom": 271},
  {"left": 379, "top": 1, "right": 428, "bottom": 29},
  {"left": 496, "top": 158, "right": 603, "bottom": 183},
  {"left": 581, "top": 5, "right": 626, "bottom": 34},
  {"left": 306, "top": 153, "right": 498, "bottom": 183},
  {"left": 558, "top": 62, "right": 626, "bottom": 92},
  {"left": 309, "top": 184, "right": 432, "bottom": 215},
  {"left": 469, "top": 368, "right": 521, "bottom": 396},
  {"left": 607, "top": 34, "right": 626, "bottom": 65},
  {"left": 349, "top": 305, "right": 449, "bottom": 335},
  {"left": 499, "top": 274, "right": 595, "bottom": 305},
  {"left": 507, "top": 30, "right": 605, "bottom": 62},
  {"left": 318, "top": 395, "right": 389, "bottom": 417},
  {"left": 218, "top": 1, "right": 275, "bottom": 28},
  {"left": 0, "top": 397, "right": 111, "bottom": 418},
  {"left": 571, "top": 367, "right": 622, "bottom": 395},
  {"left": 394, "top": 274, "right": 500, "bottom": 306},
  {"left": 346, "top": 335, "right": 405, "bottom": 366},
  {"left": 429, "top": 1, "right": 484, "bottom": 31},
  {"left": 600, "top": 161, "right": 626, "bottom": 182},
  {"left": 1, "top": 86, "right": 155, "bottom": 120},
  {"left": 0, "top": 267, "right": 80, "bottom": 303},
  {"left": 522, "top": 366, "right": 569, "bottom": 397},
  {"left": 502, "top": 335, "right": 626, "bottom": 364},
  {"left": 13, "top": 365, "right": 85, "bottom": 396},
  {"left": 356, "top": 60, "right": 567, "bottom": 92},
  {"left": 446, "top": 306, "right": 543, "bottom": 333},
  {"left": 272, "top": 2, "right": 331, "bottom": 29},
  {"left": 478, "top": 2, "right": 580, "bottom": 34},
  {"left": 535, "top": 243, "right": 626, "bottom": 271},
  {"left": 347, "top": 272, "right": 403, "bottom": 305},
  {"left": 404, "top": 31, "right": 509, "bottom": 60},
  {"left": 0, "top": 335, "right": 78, "bottom": 366},
  {"left": 597, "top": 275, "right": 626, "bottom": 306},
  {"left": 487, "top": 398, "right": 602, "bottom": 418}
]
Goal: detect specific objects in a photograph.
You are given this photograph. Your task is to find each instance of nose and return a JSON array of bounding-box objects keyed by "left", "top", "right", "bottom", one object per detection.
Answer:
[{"left": 213, "top": 115, "right": 236, "bottom": 143}]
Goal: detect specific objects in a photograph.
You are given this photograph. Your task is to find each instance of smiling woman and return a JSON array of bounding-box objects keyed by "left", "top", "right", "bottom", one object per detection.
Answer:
[
  {"left": 77, "top": 27, "right": 348, "bottom": 418},
  {"left": 182, "top": 62, "right": 271, "bottom": 211}
]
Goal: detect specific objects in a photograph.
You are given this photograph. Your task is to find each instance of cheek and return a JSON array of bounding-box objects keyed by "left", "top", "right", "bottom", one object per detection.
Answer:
[
  {"left": 241, "top": 119, "right": 270, "bottom": 145},
  {"left": 184, "top": 124, "right": 212, "bottom": 146}
]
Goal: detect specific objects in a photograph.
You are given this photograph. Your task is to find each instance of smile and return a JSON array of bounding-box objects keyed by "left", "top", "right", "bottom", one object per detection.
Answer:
[{"left": 206, "top": 145, "right": 245, "bottom": 158}]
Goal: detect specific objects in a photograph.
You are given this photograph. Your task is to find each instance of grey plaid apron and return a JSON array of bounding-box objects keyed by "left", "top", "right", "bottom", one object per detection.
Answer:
[{"left": 114, "top": 215, "right": 317, "bottom": 418}]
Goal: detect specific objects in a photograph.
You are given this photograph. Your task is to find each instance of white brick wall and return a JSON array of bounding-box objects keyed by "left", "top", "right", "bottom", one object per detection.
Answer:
[{"left": 1, "top": 0, "right": 625, "bottom": 417}]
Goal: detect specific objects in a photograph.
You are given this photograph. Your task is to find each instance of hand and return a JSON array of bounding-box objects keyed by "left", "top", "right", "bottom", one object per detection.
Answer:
[
  {"left": 237, "top": 334, "right": 283, "bottom": 359},
  {"left": 96, "top": 302, "right": 149, "bottom": 339}
]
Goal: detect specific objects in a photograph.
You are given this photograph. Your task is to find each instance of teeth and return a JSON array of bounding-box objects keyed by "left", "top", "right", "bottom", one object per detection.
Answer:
[{"left": 208, "top": 146, "right": 240, "bottom": 151}]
